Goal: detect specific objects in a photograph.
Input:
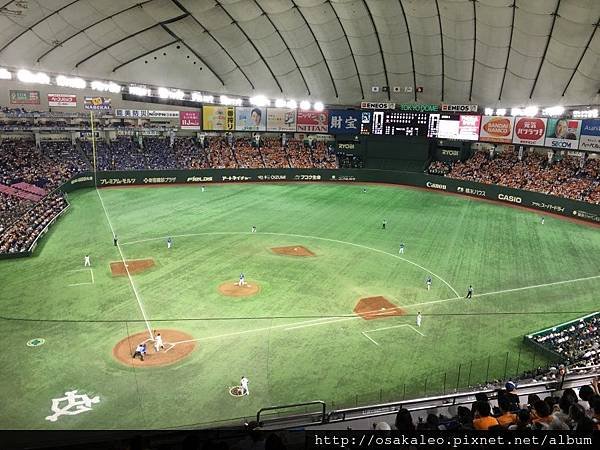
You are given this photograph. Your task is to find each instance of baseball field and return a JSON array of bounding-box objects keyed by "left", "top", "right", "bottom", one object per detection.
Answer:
[{"left": 1, "top": 182, "right": 599, "bottom": 429}]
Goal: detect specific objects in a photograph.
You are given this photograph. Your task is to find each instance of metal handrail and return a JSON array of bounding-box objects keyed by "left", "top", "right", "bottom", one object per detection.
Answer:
[{"left": 256, "top": 401, "right": 326, "bottom": 426}]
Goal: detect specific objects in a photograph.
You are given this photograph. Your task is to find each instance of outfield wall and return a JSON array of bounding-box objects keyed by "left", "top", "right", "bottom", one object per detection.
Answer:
[{"left": 63, "top": 169, "right": 600, "bottom": 224}]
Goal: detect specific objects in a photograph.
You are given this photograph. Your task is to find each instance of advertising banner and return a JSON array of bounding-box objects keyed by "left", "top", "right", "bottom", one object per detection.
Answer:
[
  {"left": 47, "top": 93, "right": 76, "bottom": 107},
  {"left": 512, "top": 117, "right": 547, "bottom": 146},
  {"left": 360, "top": 102, "right": 395, "bottom": 110},
  {"left": 84, "top": 96, "right": 111, "bottom": 110},
  {"left": 179, "top": 111, "right": 201, "bottom": 130},
  {"left": 202, "top": 106, "right": 235, "bottom": 131},
  {"left": 441, "top": 104, "right": 478, "bottom": 113},
  {"left": 115, "top": 109, "right": 179, "bottom": 118},
  {"left": 479, "top": 116, "right": 515, "bottom": 143},
  {"left": 328, "top": 110, "right": 361, "bottom": 135},
  {"left": 430, "top": 114, "right": 480, "bottom": 140},
  {"left": 579, "top": 119, "right": 600, "bottom": 152},
  {"left": 266, "top": 108, "right": 297, "bottom": 132},
  {"left": 398, "top": 103, "right": 439, "bottom": 112},
  {"left": 296, "top": 111, "right": 328, "bottom": 133},
  {"left": 235, "top": 107, "right": 266, "bottom": 131},
  {"left": 544, "top": 118, "right": 581, "bottom": 149},
  {"left": 10, "top": 90, "right": 40, "bottom": 105}
]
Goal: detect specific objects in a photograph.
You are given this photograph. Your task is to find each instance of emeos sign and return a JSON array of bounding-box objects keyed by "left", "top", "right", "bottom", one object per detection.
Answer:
[
  {"left": 498, "top": 193, "right": 522, "bottom": 204},
  {"left": 426, "top": 182, "right": 447, "bottom": 190}
]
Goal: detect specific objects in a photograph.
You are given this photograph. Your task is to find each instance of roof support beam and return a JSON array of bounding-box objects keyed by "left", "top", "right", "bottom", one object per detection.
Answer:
[
  {"left": 398, "top": 0, "right": 417, "bottom": 102},
  {"left": 362, "top": 0, "right": 390, "bottom": 101},
  {"left": 328, "top": 1, "right": 364, "bottom": 100},
  {"left": 74, "top": 14, "right": 187, "bottom": 68},
  {"left": 434, "top": 0, "right": 445, "bottom": 102},
  {"left": 170, "top": 0, "right": 254, "bottom": 90},
  {"left": 529, "top": 0, "right": 561, "bottom": 99},
  {"left": 160, "top": 24, "right": 225, "bottom": 86},
  {"left": 112, "top": 40, "right": 179, "bottom": 72},
  {"left": 291, "top": 1, "right": 338, "bottom": 98},
  {"left": 215, "top": 0, "right": 282, "bottom": 93},
  {"left": 37, "top": 1, "right": 153, "bottom": 63},
  {"left": 254, "top": 0, "right": 310, "bottom": 96},
  {"left": 561, "top": 18, "right": 600, "bottom": 97},
  {"left": 498, "top": 1, "right": 516, "bottom": 101},
  {"left": 468, "top": 0, "right": 477, "bottom": 102},
  {"left": 0, "top": 0, "right": 82, "bottom": 54}
]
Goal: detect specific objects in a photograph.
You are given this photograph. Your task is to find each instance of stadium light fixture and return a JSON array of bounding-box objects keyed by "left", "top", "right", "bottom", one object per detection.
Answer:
[
  {"left": 220, "top": 95, "right": 242, "bottom": 106},
  {"left": 249, "top": 95, "right": 270, "bottom": 107},
  {"left": 523, "top": 106, "right": 538, "bottom": 117},
  {"left": 299, "top": 100, "right": 311, "bottom": 110},
  {"left": 510, "top": 107, "right": 523, "bottom": 116},
  {"left": 158, "top": 87, "right": 184, "bottom": 100},
  {"left": 496, "top": 108, "right": 506, "bottom": 116},
  {"left": 275, "top": 98, "right": 286, "bottom": 108},
  {"left": 484, "top": 108, "right": 494, "bottom": 116},
  {"left": 91, "top": 80, "right": 121, "bottom": 93},
  {"left": 314, "top": 101, "right": 324, "bottom": 112},
  {"left": 286, "top": 99, "right": 297, "bottom": 109},
  {"left": 129, "top": 85, "right": 151, "bottom": 97},
  {"left": 158, "top": 87, "right": 170, "bottom": 99},
  {"left": 573, "top": 109, "right": 598, "bottom": 119},
  {"left": 0, "top": 68, "right": 12, "bottom": 79},
  {"left": 56, "top": 75, "right": 86, "bottom": 89},
  {"left": 17, "top": 69, "right": 50, "bottom": 84},
  {"left": 542, "top": 106, "right": 564, "bottom": 116}
]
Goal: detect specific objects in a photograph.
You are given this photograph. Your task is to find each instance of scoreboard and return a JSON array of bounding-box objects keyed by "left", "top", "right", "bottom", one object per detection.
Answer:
[{"left": 364, "top": 111, "right": 434, "bottom": 136}]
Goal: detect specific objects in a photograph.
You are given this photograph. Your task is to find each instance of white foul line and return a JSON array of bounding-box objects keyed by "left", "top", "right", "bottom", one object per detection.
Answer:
[
  {"left": 68, "top": 282, "right": 92, "bottom": 287},
  {"left": 89, "top": 268, "right": 94, "bottom": 284},
  {"left": 361, "top": 332, "right": 380, "bottom": 346},
  {"left": 95, "top": 189, "right": 154, "bottom": 339},
  {"left": 364, "top": 323, "right": 426, "bottom": 338},
  {"left": 121, "top": 231, "right": 461, "bottom": 298}
]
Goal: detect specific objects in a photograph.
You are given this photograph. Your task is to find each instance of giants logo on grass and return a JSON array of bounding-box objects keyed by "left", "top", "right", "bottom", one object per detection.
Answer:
[
  {"left": 512, "top": 117, "right": 547, "bottom": 146},
  {"left": 498, "top": 193, "right": 522, "bottom": 204}
]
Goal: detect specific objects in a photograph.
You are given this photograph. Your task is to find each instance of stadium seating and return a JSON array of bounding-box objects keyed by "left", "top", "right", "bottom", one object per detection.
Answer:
[{"left": 428, "top": 149, "right": 600, "bottom": 204}]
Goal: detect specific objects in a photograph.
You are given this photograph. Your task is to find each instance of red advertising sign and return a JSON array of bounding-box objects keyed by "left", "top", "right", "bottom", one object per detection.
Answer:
[
  {"left": 179, "top": 111, "right": 201, "bottom": 130},
  {"left": 47, "top": 93, "right": 77, "bottom": 107},
  {"left": 296, "top": 111, "right": 328, "bottom": 133},
  {"left": 512, "top": 117, "right": 547, "bottom": 146},
  {"left": 479, "top": 116, "right": 515, "bottom": 143}
]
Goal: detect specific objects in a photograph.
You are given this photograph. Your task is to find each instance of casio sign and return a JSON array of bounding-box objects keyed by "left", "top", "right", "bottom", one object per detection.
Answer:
[
  {"left": 498, "top": 194, "right": 522, "bottom": 204},
  {"left": 426, "top": 181, "right": 447, "bottom": 190}
]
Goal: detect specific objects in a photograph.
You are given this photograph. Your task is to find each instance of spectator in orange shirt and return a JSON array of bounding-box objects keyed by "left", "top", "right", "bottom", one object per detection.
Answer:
[
  {"left": 472, "top": 401, "right": 499, "bottom": 430},
  {"left": 496, "top": 398, "right": 517, "bottom": 427}
]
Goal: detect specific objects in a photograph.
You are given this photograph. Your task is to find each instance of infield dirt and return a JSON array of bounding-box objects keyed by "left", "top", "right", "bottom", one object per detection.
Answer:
[{"left": 113, "top": 329, "right": 195, "bottom": 367}]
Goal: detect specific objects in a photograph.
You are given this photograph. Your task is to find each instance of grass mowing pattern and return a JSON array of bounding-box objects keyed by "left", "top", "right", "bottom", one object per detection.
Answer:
[{"left": 0, "top": 183, "right": 599, "bottom": 429}]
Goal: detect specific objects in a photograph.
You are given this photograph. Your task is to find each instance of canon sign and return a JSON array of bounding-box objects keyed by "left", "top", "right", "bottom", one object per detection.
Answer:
[
  {"left": 426, "top": 181, "right": 447, "bottom": 190},
  {"left": 498, "top": 193, "right": 522, "bottom": 204}
]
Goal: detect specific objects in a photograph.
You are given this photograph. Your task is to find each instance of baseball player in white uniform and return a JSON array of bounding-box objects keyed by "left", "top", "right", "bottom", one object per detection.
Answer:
[
  {"left": 153, "top": 332, "right": 164, "bottom": 352},
  {"left": 416, "top": 312, "right": 422, "bottom": 327},
  {"left": 238, "top": 273, "right": 246, "bottom": 286},
  {"left": 84, "top": 255, "right": 91, "bottom": 267},
  {"left": 240, "top": 376, "right": 249, "bottom": 396},
  {"left": 167, "top": 237, "right": 173, "bottom": 249}
]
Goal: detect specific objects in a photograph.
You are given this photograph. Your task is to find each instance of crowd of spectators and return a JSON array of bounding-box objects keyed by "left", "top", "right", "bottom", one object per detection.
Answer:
[
  {"left": 233, "top": 138, "right": 264, "bottom": 168},
  {"left": 260, "top": 137, "right": 291, "bottom": 168},
  {"left": 532, "top": 315, "right": 599, "bottom": 368},
  {"left": 428, "top": 149, "right": 600, "bottom": 204},
  {"left": 0, "top": 193, "right": 68, "bottom": 253},
  {"left": 369, "top": 379, "right": 600, "bottom": 431}
]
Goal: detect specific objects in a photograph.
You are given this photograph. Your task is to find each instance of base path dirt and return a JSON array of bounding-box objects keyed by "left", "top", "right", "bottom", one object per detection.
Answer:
[
  {"left": 113, "top": 329, "right": 195, "bottom": 367},
  {"left": 271, "top": 245, "right": 316, "bottom": 257},
  {"left": 218, "top": 281, "right": 260, "bottom": 297},
  {"left": 354, "top": 296, "right": 406, "bottom": 320},
  {"left": 110, "top": 258, "right": 155, "bottom": 276}
]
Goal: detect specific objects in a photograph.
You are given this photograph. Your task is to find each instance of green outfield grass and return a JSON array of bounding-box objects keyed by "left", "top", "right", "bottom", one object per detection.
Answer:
[{"left": 1, "top": 183, "right": 599, "bottom": 429}]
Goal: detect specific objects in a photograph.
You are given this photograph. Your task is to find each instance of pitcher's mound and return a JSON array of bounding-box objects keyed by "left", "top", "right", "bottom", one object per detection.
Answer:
[
  {"left": 354, "top": 296, "right": 406, "bottom": 320},
  {"left": 111, "top": 258, "right": 155, "bottom": 276},
  {"left": 113, "top": 329, "right": 195, "bottom": 367},
  {"left": 218, "top": 282, "right": 260, "bottom": 297},
  {"left": 271, "top": 245, "right": 315, "bottom": 257}
]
